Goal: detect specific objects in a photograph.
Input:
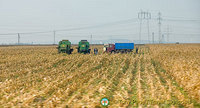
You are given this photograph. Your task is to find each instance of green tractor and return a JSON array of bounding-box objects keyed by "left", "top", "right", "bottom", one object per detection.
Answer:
[
  {"left": 57, "top": 40, "right": 73, "bottom": 54},
  {"left": 77, "top": 40, "right": 91, "bottom": 54}
]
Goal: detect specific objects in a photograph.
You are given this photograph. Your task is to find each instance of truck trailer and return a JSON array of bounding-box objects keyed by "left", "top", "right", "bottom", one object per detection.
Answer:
[{"left": 104, "top": 43, "right": 134, "bottom": 53}]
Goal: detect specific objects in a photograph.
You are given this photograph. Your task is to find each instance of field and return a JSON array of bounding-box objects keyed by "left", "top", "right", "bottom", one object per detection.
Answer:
[{"left": 0, "top": 44, "right": 200, "bottom": 108}]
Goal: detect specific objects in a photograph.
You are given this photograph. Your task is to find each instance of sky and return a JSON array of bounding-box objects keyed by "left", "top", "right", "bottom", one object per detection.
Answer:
[{"left": 0, "top": 0, "right": 200, "bottom": 44}]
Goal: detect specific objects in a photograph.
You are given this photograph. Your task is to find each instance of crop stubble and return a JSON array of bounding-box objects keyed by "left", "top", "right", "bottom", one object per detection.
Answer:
[{"left": 0, "top": 44, "right": 199, "bottom": 107}]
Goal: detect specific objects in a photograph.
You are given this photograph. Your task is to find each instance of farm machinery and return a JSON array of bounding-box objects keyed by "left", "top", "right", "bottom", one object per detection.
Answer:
[
  {"left": 57, "top": 40, "right": 73, "bottom": 54},
  {"left": 77, "top": 40, "right": 91, "bottom": 54},
  {"left": 104, "top": 43, "right": 134, "bottom": 53}
]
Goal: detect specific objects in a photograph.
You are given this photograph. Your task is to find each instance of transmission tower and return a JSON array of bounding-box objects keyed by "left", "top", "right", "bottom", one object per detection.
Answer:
[
  {"left": 138, "top": 10, "right": 151, "bottom": 44},
  {"left": 163, "top": 26, "right": 172, "bottom": 43},
  {"left": 158, "top": 12, "right": 162, "bottom": 43},
  {"left": 138, "top": 11, "right": 143, "bottom": 44},
  {"left": 146, "top": 11, "right": 151, "bottom": 43}
]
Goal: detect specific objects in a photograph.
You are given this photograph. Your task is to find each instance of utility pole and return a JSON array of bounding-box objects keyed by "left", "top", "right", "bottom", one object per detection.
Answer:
[
  {"left": 158, "top": 12, "right": 162, "bottom": 43},
  {"left": 162, "top": 34, "right": 165, "bottom": 43},
  {"left": 152, "top": 32, "right": 154, "bottom": 44},
  {"left": 53, "top": 31, "right": 56, "bottom": 45},
  {"left": 90, "top": 34, "right": 92, "bottom": 45},
  {"left": 18, "top": 33, "right": 20, "bottom": 45}
]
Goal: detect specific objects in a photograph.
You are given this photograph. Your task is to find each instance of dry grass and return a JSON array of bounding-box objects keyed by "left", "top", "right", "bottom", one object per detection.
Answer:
[
  {"left": 0, "top": 44, "right": 199, "bottom": 107},
  {"left": 148, "top": 44, "right": 200, "bottom": 102}
]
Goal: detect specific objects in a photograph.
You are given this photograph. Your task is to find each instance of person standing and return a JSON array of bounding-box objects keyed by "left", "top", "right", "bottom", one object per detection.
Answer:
[
  {"left": 94, "top": 48, "right": 98, "bottom": 55},
  {"left": 136, "top": 47, "right": 138, "bottom": 54},
  {"left": 103, "top": 46, "right": 106, "bottom": 52}
]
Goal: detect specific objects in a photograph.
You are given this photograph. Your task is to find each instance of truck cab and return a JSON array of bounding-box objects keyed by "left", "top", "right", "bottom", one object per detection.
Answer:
[{"left": 105, "top": 44, "right": 115, "bottom": 53}]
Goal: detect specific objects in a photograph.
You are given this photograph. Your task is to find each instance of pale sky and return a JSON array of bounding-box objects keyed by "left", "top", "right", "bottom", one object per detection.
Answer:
[{"left": 0, "top": 0, "right": 200, "bottom": 44}]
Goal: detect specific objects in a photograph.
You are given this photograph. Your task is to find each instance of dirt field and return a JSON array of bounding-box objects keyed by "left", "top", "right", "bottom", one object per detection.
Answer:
[{"left": 0, "top": 44, "right": 199, "bottom": 107}]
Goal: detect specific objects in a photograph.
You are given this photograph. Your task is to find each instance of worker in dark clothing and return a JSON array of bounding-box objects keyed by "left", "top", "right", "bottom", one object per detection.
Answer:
[
  {"left": 94, "top": 48, "right": 98, "bottom": 55},
  {"left": 136, "top": 47, "right": 138, "bottom": 54}
]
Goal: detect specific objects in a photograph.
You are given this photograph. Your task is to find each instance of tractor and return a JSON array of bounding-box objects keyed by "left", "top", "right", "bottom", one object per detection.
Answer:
[
  {"left": 57, "top": 40, "right": 73, "bottom": 54},
  {"left": 77, "top": 40, "right": 91, "bottom": 54}
]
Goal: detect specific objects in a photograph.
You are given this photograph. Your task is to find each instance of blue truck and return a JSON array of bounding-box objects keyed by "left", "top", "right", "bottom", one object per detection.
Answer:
[{"left": 104, "top": 43, "right": 134, "bottom": 53}]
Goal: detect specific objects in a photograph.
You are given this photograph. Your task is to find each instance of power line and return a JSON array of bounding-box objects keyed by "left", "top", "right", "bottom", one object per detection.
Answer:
[
  {"left": 0, "top": 31, "right": 52, "bottom": 35},
  {"left": 49, "top": 33, "right": 141, "bottom": 37},
  {"left": 162, "top": 16, "right": 200, "bottom": 19},
  {"left": 162, "top": 16, "right": 200, "bottom": 22},
  {"left": 0, "top": 33, "right": 19, "bottom": 35},
  {"left": 171, "top": 33, "right": 200, "bottom": 35},
  {"left": 0, "top": 15, "right": 200, "bottom": 44},
  {"left": 149, "top": 17, "right": 200, "bottom": 22},
  {"left": 54, "top": 18, "right": 138, "bottom": 32},
  {"left": 0, "top": 18, "right": 138, "bottom": 36},
  {"left": 0, "top": 16, "right": 198, "bottom": 36}
]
